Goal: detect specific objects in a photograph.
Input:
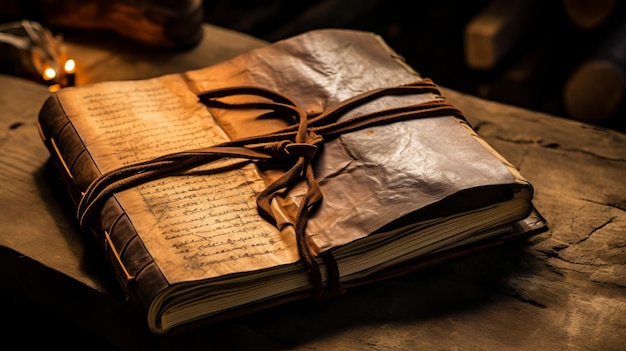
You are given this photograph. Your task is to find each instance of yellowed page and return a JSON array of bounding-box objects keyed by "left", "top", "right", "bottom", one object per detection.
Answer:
[{"left": 58, "top": 74, "right": 299, "bottom": 283}]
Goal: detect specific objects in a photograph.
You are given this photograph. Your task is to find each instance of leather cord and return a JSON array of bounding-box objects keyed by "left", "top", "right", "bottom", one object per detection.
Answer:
[{"left": 76, "top": 78, "right": 465, "bottom": 298}]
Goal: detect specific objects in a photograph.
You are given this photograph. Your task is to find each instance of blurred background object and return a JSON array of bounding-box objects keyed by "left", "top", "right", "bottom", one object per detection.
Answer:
[
  {"left": 562, "top": 0, "right": 617, "bottom": 30},
  {"left": 0, "top": 0, "right": 204, "bottom": 50},
  {"left": 563, "top": 19, "right": 626, "bottom": 124},
  {"left": 0, "top": 20, "right": 70, "bottom": 86}
]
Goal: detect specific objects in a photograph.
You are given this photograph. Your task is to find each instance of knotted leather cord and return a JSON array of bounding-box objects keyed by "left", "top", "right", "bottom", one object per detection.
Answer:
[{"left": 76, "top": 78, "right": 465, "bottom": 298}]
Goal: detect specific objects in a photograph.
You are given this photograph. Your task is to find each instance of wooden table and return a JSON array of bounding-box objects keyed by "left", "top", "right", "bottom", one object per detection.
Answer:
[{"left": 1, "top": 24, "right": 624, "bottom": 351}]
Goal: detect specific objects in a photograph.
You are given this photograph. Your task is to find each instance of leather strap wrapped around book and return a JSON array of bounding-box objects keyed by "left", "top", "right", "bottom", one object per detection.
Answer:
[{"left": 76, "top": 78, "right": 465, "bottom": 298}]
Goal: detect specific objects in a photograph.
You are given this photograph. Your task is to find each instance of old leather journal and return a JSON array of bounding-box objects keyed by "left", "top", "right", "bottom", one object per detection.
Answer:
[{"left": 37, "top": 29, "right": 547, "bottom": 334}]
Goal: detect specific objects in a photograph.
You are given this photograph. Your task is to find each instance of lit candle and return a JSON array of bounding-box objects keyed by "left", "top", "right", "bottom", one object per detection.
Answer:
[
  {"left": 43, "top": 67, "right": 60, "bottom": 92},
  {"left": 64, "top": 59, "right": 76, "bottom": 87},
  {"left": 43, "top": 67, "right": 57, "bottom": 82}
]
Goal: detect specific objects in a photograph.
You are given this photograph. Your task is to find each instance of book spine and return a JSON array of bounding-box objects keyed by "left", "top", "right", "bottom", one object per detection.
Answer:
[{"left": 37, "top": 94, "right": 168, "bottom": 316}]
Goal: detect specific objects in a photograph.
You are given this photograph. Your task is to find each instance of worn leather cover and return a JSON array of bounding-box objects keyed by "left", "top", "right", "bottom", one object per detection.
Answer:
[{"left": 38, "top": 29, "right": 547, "bottom": 333}]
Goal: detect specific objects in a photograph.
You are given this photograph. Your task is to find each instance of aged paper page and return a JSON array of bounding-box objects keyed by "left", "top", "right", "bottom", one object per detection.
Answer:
[{"left": 59, "top": 75, "right": 299, "bottom": 283}]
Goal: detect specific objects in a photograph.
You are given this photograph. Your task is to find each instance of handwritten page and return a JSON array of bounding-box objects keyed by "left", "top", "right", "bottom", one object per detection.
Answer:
[{"left": 60, "top": 75, "right": 299, "bottom": 283}]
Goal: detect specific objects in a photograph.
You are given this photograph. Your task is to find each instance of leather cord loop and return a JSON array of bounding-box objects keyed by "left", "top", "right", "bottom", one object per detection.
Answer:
[{"left": 76, "top": 78, "right": 462, "bottom": 298}]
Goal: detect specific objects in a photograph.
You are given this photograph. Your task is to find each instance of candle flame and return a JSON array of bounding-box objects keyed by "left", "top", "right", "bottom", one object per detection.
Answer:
[
  {"left": 64, "top": 59, "right": 76, "bottom": 74},
  {"left": 43, "top": 67, "right": 57, "bottom": 80}
]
